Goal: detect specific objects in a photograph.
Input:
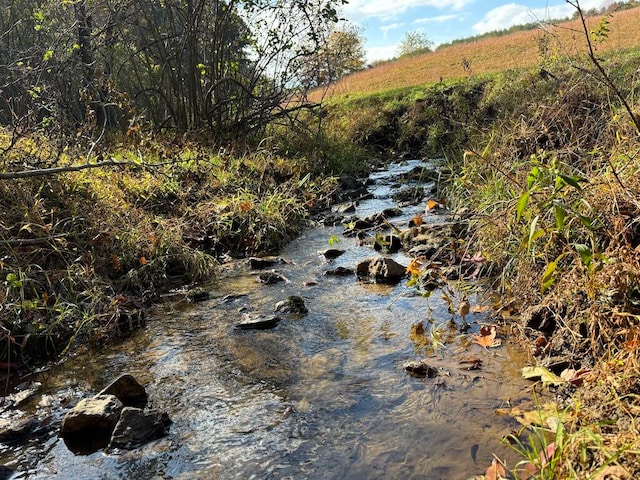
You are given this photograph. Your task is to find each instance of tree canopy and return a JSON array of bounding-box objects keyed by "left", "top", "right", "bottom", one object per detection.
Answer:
[
  {"left": 397, "top": 30, "right": 434, "bottom": 58},
  {"left": 0, "top": 0, "right": 348, "bottom": 148}
]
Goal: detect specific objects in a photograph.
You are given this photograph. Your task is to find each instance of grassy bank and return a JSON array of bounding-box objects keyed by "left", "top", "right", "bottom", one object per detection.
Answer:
[
  {"left": 318, "top": 44, "right": 640, "bottom": 477},
  {"left": 0, "top": 135, "right": 365, "bottom": 365}
]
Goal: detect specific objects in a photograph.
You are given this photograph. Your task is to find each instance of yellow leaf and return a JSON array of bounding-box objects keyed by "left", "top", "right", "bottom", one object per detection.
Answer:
[
  {"left": 521, "top": 366, "right": 563, "bottom": 385},
  {"left": 406, "top": 258, "right": 423, "bottom": 276}
]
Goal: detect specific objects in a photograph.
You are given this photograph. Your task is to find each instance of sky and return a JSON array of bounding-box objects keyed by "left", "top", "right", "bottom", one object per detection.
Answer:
[{"left": 340, "top": 0, "right": 619, "bottom": 63}]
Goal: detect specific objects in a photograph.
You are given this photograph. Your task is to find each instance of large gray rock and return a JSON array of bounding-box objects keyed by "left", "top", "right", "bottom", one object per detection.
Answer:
[
  {"left": 356, "top": 257, "right": 406, "bottom": 284},
  {"left": 98, "top": 374, "right": 147, "bottom": 408},
  {"left": 109, "top": 407, "right": 171, "bottom": 450},
  {"left": 60, "top": 395, "right": 123, "bottom": 436}
]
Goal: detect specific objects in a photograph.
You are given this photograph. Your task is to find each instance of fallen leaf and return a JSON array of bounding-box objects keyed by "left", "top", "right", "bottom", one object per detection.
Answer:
[
  {"left": 472, "top": 325, "right": 501, "bottom": 348},
  {"left": 470, "top": 304, "right": 492, "bottom": 314},
  {"left": 406, "top": 258, "right": 423, "bottom": 276},
  {"left": 458, "top": 299, "right": 470, "bottom": 316},
  {"left": 522, "top": 366, "right": 564, "bottom": 385},
  {"left": 495, "top": 402, "right": 560, "bottom": 429},
  {"left": 560, "top": 368, "right": 591, "bottom": 387},
  {"left": 485, "top": 456, "right": 506, "bottom": 480},
  {"left": 593, "top": 465, "right": 631, "bottom": 480},
  {"left": 426, "top": 198, "right": 439, "bottom": 211},
  {"left": 412, "top": 214, "right": 423, "bottom": 226}
]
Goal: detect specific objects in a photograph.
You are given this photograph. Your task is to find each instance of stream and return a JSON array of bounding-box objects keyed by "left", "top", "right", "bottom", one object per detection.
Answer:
[{"left": 1, "top": 160, "right": 532, "bottom": 479}]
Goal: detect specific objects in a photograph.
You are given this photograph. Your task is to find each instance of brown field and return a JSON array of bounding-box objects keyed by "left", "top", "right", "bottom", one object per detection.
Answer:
[{"left": 324, "top": 6, "right": 640, "bottom": 98}]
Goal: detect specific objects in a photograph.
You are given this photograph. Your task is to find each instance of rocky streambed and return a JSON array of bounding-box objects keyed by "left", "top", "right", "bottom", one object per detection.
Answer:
[{"left": 1, "top": 159, "right": 534, "bottom": 479}]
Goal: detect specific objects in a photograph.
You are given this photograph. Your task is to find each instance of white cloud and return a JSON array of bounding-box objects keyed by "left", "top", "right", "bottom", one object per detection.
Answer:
[
  {"left": 380, "top": 23, "right": 404, "bottom": 36},
  {"left": 414, "top": 14, "right": 461, "bottom": 24},
  {"left": 343, "top": 0, "right": 474, "bottom": 23},
  {"left": 365, "top": 44, "right": 400, "bottom": 63},
  {"left": 472, "top": 1, "right": 615, "bottom": 34}
]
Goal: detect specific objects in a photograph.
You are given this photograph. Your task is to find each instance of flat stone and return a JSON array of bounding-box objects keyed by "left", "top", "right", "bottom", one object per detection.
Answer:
[{"left": 235, "top": 314, "right": 281, "bottom": 330}]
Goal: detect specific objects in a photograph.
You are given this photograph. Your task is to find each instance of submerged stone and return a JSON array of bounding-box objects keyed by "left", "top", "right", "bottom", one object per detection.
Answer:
[
  {"left": 235, "top": 314, "right": 281, "bottom": 330},
  {"left": 274, "top": 296, "right": 308, "bottom": 315}
]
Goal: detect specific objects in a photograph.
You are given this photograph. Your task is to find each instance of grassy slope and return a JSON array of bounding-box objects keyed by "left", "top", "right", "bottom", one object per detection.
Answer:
[
  {"left": 325, "top": 6, "right": 640, "bottom": 97},
  {"left": 315, "top": 6, "right": 640, "bottom": 479}
]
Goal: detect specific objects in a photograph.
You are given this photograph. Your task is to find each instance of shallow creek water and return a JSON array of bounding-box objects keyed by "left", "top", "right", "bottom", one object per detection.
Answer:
[{"left": 2, "top": 160, "right": 533, "bottom": 479}]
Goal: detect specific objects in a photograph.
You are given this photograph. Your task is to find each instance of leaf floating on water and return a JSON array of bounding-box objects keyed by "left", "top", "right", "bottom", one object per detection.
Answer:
[
  {"left": 470, "top": 443, "right": 479, "bottom": 463},
  {"left": 496, "top": 402, "right": 561, "bottom": 429}
]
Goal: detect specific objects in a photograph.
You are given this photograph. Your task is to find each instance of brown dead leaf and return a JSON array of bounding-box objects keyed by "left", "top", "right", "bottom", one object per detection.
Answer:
[
  {"left": 472, "top": 325, "right": 501, "bottom": 349},
  {"left": 412, "top": 214, "right": 423, "bottom": 226},
  {"left": 560, "top": 368, "right": 591, "bottom": 387},
  {"left": 593, "top": 465, "right": 631, "bottom": 480},
  {"left": 485, "top": 456, "right": 507, "bottom": 480},
  {"left": 470, "top": 304, "right": 492, "bottom": 314},
  {"left": 426, "top": 198, "right": 439, "bottom": 211}
]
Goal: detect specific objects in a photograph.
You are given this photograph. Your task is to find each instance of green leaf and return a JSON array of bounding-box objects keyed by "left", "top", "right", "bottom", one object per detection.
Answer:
[
  {"left": 574, "top": 243, "right": 592, "bottom": 267},
  {"left": 578, "top": 214, "right": 593, "bottom": 231},
  {"left": 6, "top": 273, "right": 23, "bottom": 288},
  {"left": 554, "top": 203, "right": 567, "bottom": 231},
  {"left": 527, "top": 166, "right": 540, "bottom": 190},
  {"left": 541, "top": 260, "right": 557, "bottom": 294},
  {"left": 527, "top": 215, "right": 545, "bottom": 250},
  {"left": 516, "top": 191, "right": 529, "bottom": 222},
  {"left": 557, "top": 174, "right": 583, "bottom": 191}
]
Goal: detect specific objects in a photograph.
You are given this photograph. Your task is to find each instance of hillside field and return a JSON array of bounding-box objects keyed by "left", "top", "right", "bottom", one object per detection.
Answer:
[{"left": 325, "top": 6, "right": 640, "bottom": 97}]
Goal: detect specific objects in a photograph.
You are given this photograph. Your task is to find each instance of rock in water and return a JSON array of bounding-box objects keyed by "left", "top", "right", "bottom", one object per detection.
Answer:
[
  {"left": 319, "top": 249, "right": 346, "bottom": 260},
  {"left": 356, "top": 257, "right": 407, "bottom": 284},
  {"left": 257, "top": 270, "right": 288, "bottom": 285},
  {"left": 274, "top": 296, "right": 308, "bottom": 315},
  {"left": 404, "top": 360, "right": 438, "bottom": 378},
  {"left": 109, "top": 407, "right": 172, "bottom": 450},
  {"left": 235, "top": 314, "right": 281, "bottom": 330},
  {"left": 60, "top": 394, "right": 124, "bottom": 454},
  {"left": 249, "top": 256, "right": 289, "bottom": 269},
  {"left": 98, "top": 373, "right": 148, "bottom": 409}
]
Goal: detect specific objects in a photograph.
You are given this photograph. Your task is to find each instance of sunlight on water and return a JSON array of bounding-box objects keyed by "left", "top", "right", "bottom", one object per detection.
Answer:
[{"left": 2, "top": 160, "right": 532, "bottom": 480}]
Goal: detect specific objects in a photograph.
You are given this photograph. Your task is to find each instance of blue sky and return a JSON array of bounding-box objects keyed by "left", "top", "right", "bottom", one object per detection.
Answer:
[{"left": 341, "top": 0, "right": 617, "bottom": 63}]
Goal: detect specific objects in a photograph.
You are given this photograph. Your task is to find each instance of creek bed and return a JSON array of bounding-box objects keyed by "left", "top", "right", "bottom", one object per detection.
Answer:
[{"left": 1, "top": 160, "right": 532, "bottom": 479}]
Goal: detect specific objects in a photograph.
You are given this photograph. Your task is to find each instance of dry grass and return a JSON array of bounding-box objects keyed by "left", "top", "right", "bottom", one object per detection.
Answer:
[{"left": 322, "top": 6, "right": 640, "bottom": 98}]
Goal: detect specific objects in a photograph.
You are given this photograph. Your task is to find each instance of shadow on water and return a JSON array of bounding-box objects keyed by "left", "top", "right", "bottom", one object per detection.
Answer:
[{"left": 1, "top": 160, "right": 532, "bottom": 479}]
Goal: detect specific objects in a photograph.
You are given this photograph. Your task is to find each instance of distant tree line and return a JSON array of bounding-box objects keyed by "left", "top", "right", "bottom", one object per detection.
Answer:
[{"left": 0, "top": 0, "right": 349, "bottom": 146}]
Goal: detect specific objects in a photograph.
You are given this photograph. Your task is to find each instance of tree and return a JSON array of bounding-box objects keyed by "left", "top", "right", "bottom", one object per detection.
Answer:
[
  {"left": 297, "top": 24, "right": 366, "bottom": 87},
  {"left": 397, "top": 30, "right": 433, "bottom": 58},
  {"left": 0, "top": 0, "right": 348, "bottom": 150}
]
